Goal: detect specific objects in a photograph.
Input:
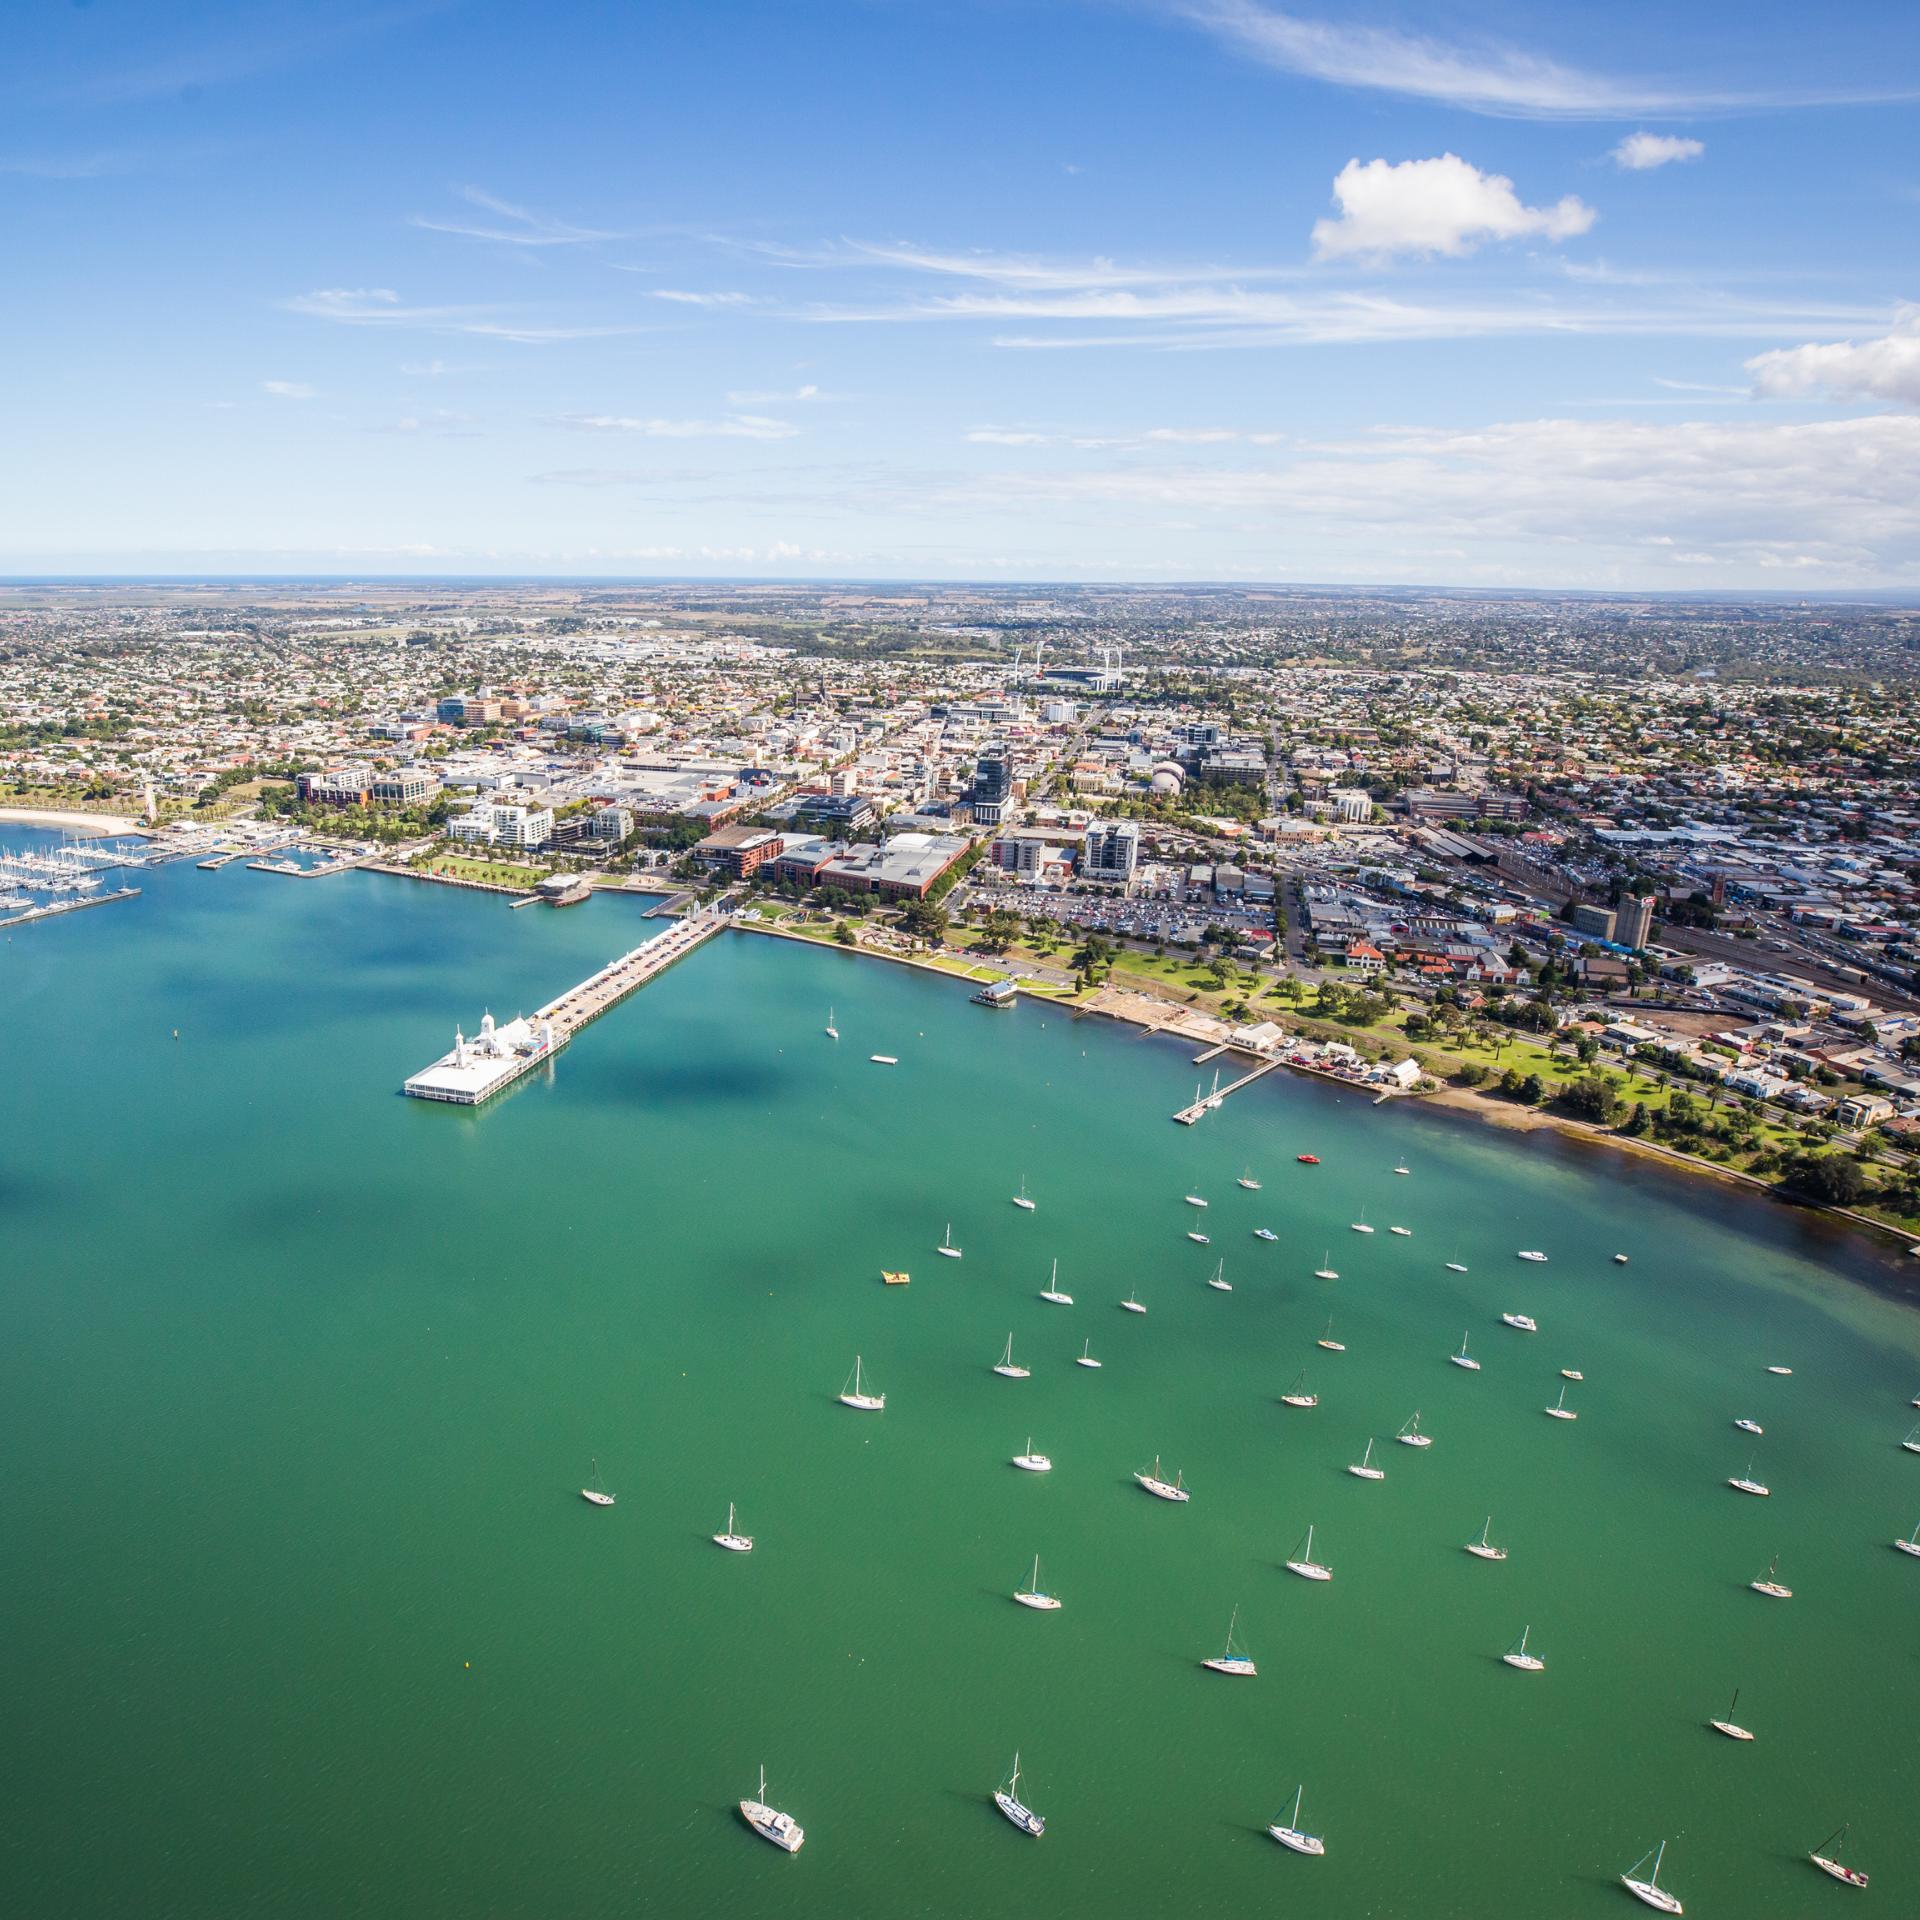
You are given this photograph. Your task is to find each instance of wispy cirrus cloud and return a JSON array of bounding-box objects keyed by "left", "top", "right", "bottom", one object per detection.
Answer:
[
  {"left": 261, "top": 379, "right": 316, "bottom": 399},
  {"left": 650, "top": 289, "right": 761, "bottom": 307},
  {"left": 557, "top": 412, "right": 801, "bottom": 440},
  {"left": 1163, "top": 0, "right": 1919, "bottom": 118},
  {"left": 411, "top": 185, "right": 622, "bottom": 246},
  {"left": 286, "top": 286, "right": 650, "bottom": 343}
]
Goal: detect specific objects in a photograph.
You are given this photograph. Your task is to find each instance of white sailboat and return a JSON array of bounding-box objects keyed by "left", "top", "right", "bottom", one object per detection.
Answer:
[
  {"left": 1317, "top": 1316, "right": 1346, "bottom": 1353},
  {"left": 713, "top": 1502, "right": 753, "bottom": 1552},
  {"left": 1280, "top": 1370, "right": 1317, "bottom": 1409},
  {"left": 1314, "top": 1251, "right": 1339, "bottom": 1280},
  {"left": 824, "top": 1007, "right": 838, "bottom": 1040},
  {"left": 1393, "top": 1162, "right": 1410, "bottom": 1176},
  {"left": 1134, "top": 1455, "right": 1189, "bottom": 1502},
  {"left": 1396, "top": 1409, "right": 1431, "bottom": 1449},
  {"left": 1012, "top": 1437, "right": 1052, "bottom": 1472},
  {"left": 993, "top": 1752, "right": 1045, "bottom": 1837},
  {"left": 1267, "top": 1784, "right": 1324, "bottom": 1856},
  {"left": 1894, "top": 1520, "right": 1920, "bottom": 1558},
  {"left": 1903, "top": 1423, "right": 1920, "bottom": 1455},
  {"left": 1039, "top": 1258, "right": 1073, "bottom": 1305},
  {"left": 1749, "top": 1554, "right": 1792, "bottom": 1599},
  {"left": 1709, "top": 1686, "right": 1753, "bottom": 1741},
  {"left": 1445, "top": 1258, "right": 1469, "bottom": 1273},
  {"left": 1184, "top": 1192, "right": 1209, "bottom": 1208},
  {"left": 1465, "top": 1516, "right": 1507, "bottom": 1562},
  {"left": 1285, "top": 1525, "right": 1331, "bottom": 1581},
  {"left": 1120, "top": 1292, "right": 1147, "bottom": 1315},
  {"left": 839, "top": 1355, "right": 885, "bottom": 1410},
  {"left": 1451, "top": 1332, "right": 1480, "bottom": 1371},
  {"left": 1807, "top": 1825, "right": 1868, "bottom": 1888},
  {"left": 1544, "top": 1384, "right": 1577, "bottom": 1421},
  {"left": 1348, "top": 1437, "right": 1385, "bottom": 1481},
  {"left": 1237, "top": 1167, "right": 1262, "bottom": 1191},
  {"left": 1200, "top": 1603, "right": 1257, "bottom": 1675},
  {"left": 1012, "top": 1177, "right": 1036, "bottom": 1211},
  {"left": 1349, "top": 1212, "right": 1374, "bottom": 1235},
  {"left": 580, "top": 1456, "right": 615, "bottom": 1507},
  {"left": 993, "top": 1334, "right": 1031, "bottom": 1380},
  {"left": 739, "top": 1765, "right": 804, "bottom": 1852},
  {"left": 1501, "top": 1624, "right": 1545, "bottom": 1671},
  {"left": 1621, "top": 1840, "right": 1683, "bottom": 1914},
  {"left": 1206, "top": 1258, "right": 1232, "bottom": 1292},
  {"left": 1766, "top": 1364, "right": 1792, "bottom": 1375},
  {"left": 1186, "top": 1229, "right": 1212, "bottom": 1245},
  {"left": 1076, "top": 1339, "right": 1101, "bottom": 1369},
  {"left": 1728, "top": 1458, "right": 1770, "bottom": 1497},
  {"left": 936, "top": 1222, "right": 962, "bottom": 1260},
  {"left": 1013, "top": 1554, "right": 1063, "bottom": 1611}
]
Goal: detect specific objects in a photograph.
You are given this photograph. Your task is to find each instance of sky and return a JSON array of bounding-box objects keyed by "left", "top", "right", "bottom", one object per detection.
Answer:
[{"left": 3, "top": 0, "right": 1919, "bottom": 588}]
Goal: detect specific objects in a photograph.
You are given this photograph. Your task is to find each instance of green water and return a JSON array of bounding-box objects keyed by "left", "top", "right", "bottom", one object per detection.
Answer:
[{"left": 4, "top": 845, "right": 1919, "bottom": 1919}]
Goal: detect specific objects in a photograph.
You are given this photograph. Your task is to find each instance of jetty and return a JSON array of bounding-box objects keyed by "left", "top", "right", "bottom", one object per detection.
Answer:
[
  {"left": 0, "top": 885, "right": 141, "bottom": 930},
  {"left": 1173, "top": 1057, "right": 1284, "bottom": 1123},
  {"left": 403, "top": 908, "right": 726, "bottom": 1105}
]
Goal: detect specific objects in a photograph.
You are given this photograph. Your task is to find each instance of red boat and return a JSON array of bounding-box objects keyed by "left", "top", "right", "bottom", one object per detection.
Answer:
[{"left": 1297, "top": 1154, "right": 1321, "bottom": 1165}]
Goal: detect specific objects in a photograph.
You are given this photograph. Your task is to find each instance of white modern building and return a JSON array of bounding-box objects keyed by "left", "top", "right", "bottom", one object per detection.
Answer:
[{"left": 1081, "top": 819, "right": 1140, "bottom": 887}]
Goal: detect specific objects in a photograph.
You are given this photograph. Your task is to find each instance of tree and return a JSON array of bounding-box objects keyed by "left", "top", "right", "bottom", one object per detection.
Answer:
[
  {"left": 898, "top": 898, "right": 949, "bottom": 943},
  {"left": 976, "top": 908, "right": 1023, "bottom": 956},
  {"left": 1559, "top": 1073, "right": 1622, "bottom": 1125},
  {"left": 833, "top": 921, "right": 857, "bottom": 947},
  {"left": 1782, "top": 1151, "right": 1869, "bottom": 1208}
]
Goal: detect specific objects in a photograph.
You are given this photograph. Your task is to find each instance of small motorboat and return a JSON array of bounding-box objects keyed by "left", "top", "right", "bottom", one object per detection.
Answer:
[
  {"left": 1389, "top": 1225, "right": 1412, "bottom": 1237},
  {"left": 1613, "top": 1253, "right": 1630, "bottom": 1264},
  {"left": 1501, "top": 1312, "right": 1539, "bottom": 1333},
  {"left": 1561, "top": 1368, "right": 1583, "bottom": 1381},
  {"left": 1517, "top": 1249, "right": 1548, "bottom": 1263},
  {"left": 1297, "top": 1154, "right": 1320, "bottom": 1165},
  {"left": 1734, "top": 1417, "right": 1763, "bottom": 1436},
  {"left": 1766, "top": 1364, "right": 1792, "bottom": 1376},
  {"left": 739, "top": 1767, "right": 804, "bottom": 1852},
  {"left": 1253, "top": 1227, "right": 1278, "bottom": 1242}
]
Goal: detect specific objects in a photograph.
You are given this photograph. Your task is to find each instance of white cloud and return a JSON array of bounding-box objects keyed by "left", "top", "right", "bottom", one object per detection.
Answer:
[
  {"left": 411, "top": 186, "right": 620, "bottom": 247},
  {"left": 1166, "top": 0, "right": 1917, "bottom": 118},
  {"left": 966, "top": 428, "right": 1054, "bottom": 445},
  {"left": 1311, "top": 154, "right": 1595, "bottom": 262},
  {"left": 1612, "top": 132, "right": 1705, "bottom": 170},
  {"left": 651, "top": 289, "right": 759, "bottom": 307},
  {"left": 726, "top": 383, "right": 821, "bottom": 404},
  {"left": 558, "top": 412, "right": 801, "bottom": 440},
  {"left": 961, "top": 413, "right": 1920, "bottom": 579},
  {"left": 286, "top": 287, "right": 648, "bottom": 344},
  {"left": 1746, "top": 312, "right": 1920, "bottom": 407},
  {"left": 261, "top": 379, "right": 316, "bottom": 399}
]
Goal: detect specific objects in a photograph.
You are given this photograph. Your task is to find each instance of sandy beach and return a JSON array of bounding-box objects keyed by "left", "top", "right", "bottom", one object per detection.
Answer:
[{"left": 0, "top": 805, "right": 143, "bottom": 835}]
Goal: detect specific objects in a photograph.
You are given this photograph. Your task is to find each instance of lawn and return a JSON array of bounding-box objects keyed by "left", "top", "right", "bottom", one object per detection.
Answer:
[{"left": 426, "top": 854, "right": 548, "bottom": 888}]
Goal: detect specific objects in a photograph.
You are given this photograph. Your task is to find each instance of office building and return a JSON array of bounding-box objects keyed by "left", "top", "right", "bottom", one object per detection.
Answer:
[
  {"left": 1081, "top": 819, "right": 1140, "bottom": 887},
  {"left": 970, "top": 744, "right": 1013, "bottom": 826}
]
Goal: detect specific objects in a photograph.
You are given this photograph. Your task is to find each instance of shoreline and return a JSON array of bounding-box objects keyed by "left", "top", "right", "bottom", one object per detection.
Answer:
[
  {"left": 0, "top": 804, "right": 143, "bottom": 835},
  {"left": 736, "top": 914, "right": 1919, "bottom": 1271}
]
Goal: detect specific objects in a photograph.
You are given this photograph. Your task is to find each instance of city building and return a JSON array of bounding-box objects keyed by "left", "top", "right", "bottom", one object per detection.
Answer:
[
  {"left": 1616, "top": 893, "right": 1655, "bottom": 950},
  {"left": 1571, "top": 903, "right": 1619, "bottom": 941},
  {"left": 370, "top": 767, "right": 440, "bottom": 806},
  {"left": 1081, "top": 819, "right": 1140, "bottom": 887},
  {"left": 693, "top": 825, "right": 785, "bottom": 878},
  {"left": 296, "top": 766, "right": 373, "bottom": 806},
  {"left": 970, "top": 744, "right": 1013, "bottom": 826}
]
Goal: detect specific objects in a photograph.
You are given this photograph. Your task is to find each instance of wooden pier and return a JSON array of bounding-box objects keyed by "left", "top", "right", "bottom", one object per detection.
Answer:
[{"left": 1173, "top": 1056, "right": 1284, "bottom": 1123}]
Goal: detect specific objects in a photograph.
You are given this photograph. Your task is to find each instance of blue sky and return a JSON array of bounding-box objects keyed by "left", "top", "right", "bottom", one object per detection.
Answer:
[{"left": 4, "top": 0, "right": 1918, "bottom": 586}]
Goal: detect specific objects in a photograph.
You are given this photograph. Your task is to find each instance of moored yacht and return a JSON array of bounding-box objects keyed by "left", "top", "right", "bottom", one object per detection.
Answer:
[
  {"left": 1501, "top": 1624, "right": 1544, "bottom": 1671},
  {"left": 739, "top": 1766, "right": 804, "bottom": 1853},
  {"left": 936, "top": 1223, "right": 962, "bottom": 1259},
  {"left": 1807, "top": 1825, "right": 1868, "bottom": 1888},
  {"left": 1200, "top": 1604, "right": 1257, "bottom": 1675},
  {"left": 1620, "top": 1841, "right": 1683, "bottom": 1915},
  {"left": 580, "top": 1456, "right": 615, "bottom": 1507},
  {"left": 1120, "top": 1292, "right": 1147, "bottom": 1314},
  {"left": 1544, "top": 1384, "right": 1577, "bottom": 1421},
  {"left": 993, "top": 1334, "right": 1031, "bottom": 1380},
  {"left": 1350, "top": 1215, "right": 1375, "bottom": 1235},
  {"left": 1134, "top": 1455, "right": 1189, "bottom": 1502},
  {"left": 824, "top": 1007, "right": 838, "bottom": 1040},
  {"left": 1267, "top": 1784, "right": 1324, "bottom": 1856},
  {"left": 1396, "top": 1410, "right": 1431, "bottom": 1449},
  {"left": 839, "top": 1355, "right": 885, "bottom": 1411},
  {"left": 1749, "top": 1554, "right": 1792, "bottom": 1599},
  {"left": 1280, "top": 1370, "right": 1317, "bottom": 1409},
  {"left": 1389, "top": 1225, "right": 1412, "bottom": 1237},
  {"left": 1314, "top": 1250, "right": 1339, "bottom": 1280},
  {"left": 1894, "top": 1520, "right": 1920, "bottom": 1557},
  {"left": 1285, "top": 1525, "right": 1332, "bottom": 1581},
  {"left": 1517, "top": 1249, "right": 1548, "bottom": 1262},
  {"left": 1039, "top": 1258, "right": 1073, "bottom": 1305},
  {"left": 1237, "top": 1168, "right": 1262, "bottom": 1190},
  {"left": 1348, "top": 1437, "right": 1385, "bottom": 1481},
  {"left": 1728, "top": 1459, "right": 1770, "bottom": 1497},
  {"left": 1184, "top": 1193, "right": 1209, "bottom": 1209},
  {"left": 1013, "top": 1554, "right": 1062, "bottom": 1611},
  {"left": 1206, "top": 1259, "right": 1232, "bottom": 1292},
  {"left": 1012, "top": 1178, "right": 1036, "bottom": 1211},
  {"left": 1011, "top": 1437, "right": 1051, "bottom": 1472},
  {"left": 1076, "top": 1339, "right": 1101, "bottom": 1369},
  {"left": 1766, "top": 1364, "right": 1792, "bottom": 1376},
  {"left": 1709, "top": 1687, "right": 1753, "bottom": 1741},
  {"left": 993, "top": 1752, "right": 1045, "bottom": 1837},
  {"left": 1445, "top": 1259, "right": 1469, "bottom": 1273},
  {"left": 1501, "top": 1311, "right": 1539, "bottom": 1333},
  {"left": 1186, "top": 1230, "right": 1212, "bottom": 1245},
  {"left": 1465, "top": 1516, "right": 1506, "bottom": 1561},
  {"left": 1317, "top": 1316, "right": 1346, "bottom": 1353},
  {"left": 1451, "top": 1332, "right": 1480, "bottom": 1371},
  {"left": 713, "top": 1502, "right": 753, "bottom": 1552},
  {"left": 1903, "top": 1423, "right": 1920, "bottom": 1454}
]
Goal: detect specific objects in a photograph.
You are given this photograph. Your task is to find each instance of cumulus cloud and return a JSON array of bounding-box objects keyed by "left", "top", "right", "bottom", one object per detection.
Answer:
[
  {"left": 1612, "top": 132, "right": 1705, "bottom": 170},
  {"left": 261, "top": 379, "right": 316, "bottom": 399},
  {"left": 558, "top": 412, "right": 801, "bottom": 440},
  {"left": 1746, "top": 312, "right": 1920, "bottom": 408},
  {"left": 1311, "top": 155, "right": 1595, "bottom": 261}
]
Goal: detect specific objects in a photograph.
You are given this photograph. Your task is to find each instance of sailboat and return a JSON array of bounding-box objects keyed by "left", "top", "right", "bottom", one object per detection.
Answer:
[
  {"left": 936, "top": 1223, "right": 962, "bottom": 1260},
  {"left": 1807, "top": 1825, "right": 1868, "bottom": 1888},
  {"left": 1317, "top": 1316, "right": 1346, "bottom": 1353},
  {"left": 1314, "top": 1251, "right": 1340, "bottom": 1280},
  {"left": 839, "top": 1355, "right": 885, "bottom": 1410},
  {"left": 1620, "top": 1841, "right": 1684, "bottom": 1914},
  {"left": 713, "top": 1502, "right": 753, "bottom": 1552},
  {"left": 1186, "top": 1229, "right": 1212, "bottom": 1245},
  {"left": 1894, "top": 1520, "right": 1920, "bottom": 1558},
  {"left": 993, "top": 1334, "right": 1031, "bottom": 1380},
  {"left": 580, "top": 1457, "right": 615, "bottom": 1507},
  {"left": 1267, "top": 1784, "right": 1324, "bottom": 1856},
  {"left": 1396, "top": 1410, "right": 1431, "bottom": 1449},
  {"left": 1012, "top": 1437, "right": 1052, "bottom": 1472},
  {"left": 1184, "top": 1192, "right": 1210, "bottom": 1208},
  {"left": 1451, "top": 1332, "right": 1480, "bottom": 1371},
  {"left": 1012, "top": 1177, "right": 1036, "bottom": 1211},
  {"left": 1544, "top": 1384, "right": 1578, "bottom": 1421},
  {"left": 1501, "top": 1624, "right": 1545, "bottom": 1671},
  {"left": 1206, "top": 1259, "right": 1232, "bottom": 1293},
  {"left": 1709, "top": 1686, "right": 1753, "bottom": 1741},
  {"left": 1280, "top": 1370, "right": 1317, "bottom": 1409},
  {"left": 1389, "top": 1224, "right": 1413, "bottom": 1237},
  {"left": 1076, "top": 1338, "right": 1101, "bottom": 1370},
  {"left": 1393, "top": 1162, "right": 1411, "bottom": 1176},
  {"left": 1728, "top": 1458, "right": 1770, "bottom": 1497},
  {"left": 824, "top": 1007, "right": 838, "bottom": 1040},
  {"left": 739, "top": 1765, "right": 805, "bottom": 1852},
  {"left": 1348, "top": 1437, "right": 1384, "bottom": 1481},
  {"left": 1749, "top": 1554, "right": 1792, "bottom": 1599},
  {"left": 1120, "top": 1292, "right": 1147, "bottom": 1315},
  {"left": 993, "top": 1752, "right": 1045, "bottom": 1837},
  {"left": 1134, "top": 1455, "right": 1189, "bottom": 1502},
  {"left": 1238, "top": 1167, "right": 1262, "bottom": 1190},
  {"left": 1285, "top": 1525, "right": 1332, "bottom": 1580},
  {"left": 1350, "top": 1212, "right": 1374, "bottom": 1234},
  {"left": 1039, "top": 1258, "right": 1073, "bottom": 1305},
  {"left": 1013, "top": 1554, "right": 1063, "bottom": 1611},
  {"left": 1465, "top": 1516, "right": 1507, "bottom": 1562},
  {"left": 1200, "top": 1603, "right": 1257, "bottom": 1675},
  {"left": 1903, "top": 1423, "right": 1920, "bottom": 1455},
  {"left": 1766, "top": 1363, "right": 1792, "bottom": 1376},
  {"left": 1445, "top": 1256, "right": 1469, "bottom": 1273}
]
